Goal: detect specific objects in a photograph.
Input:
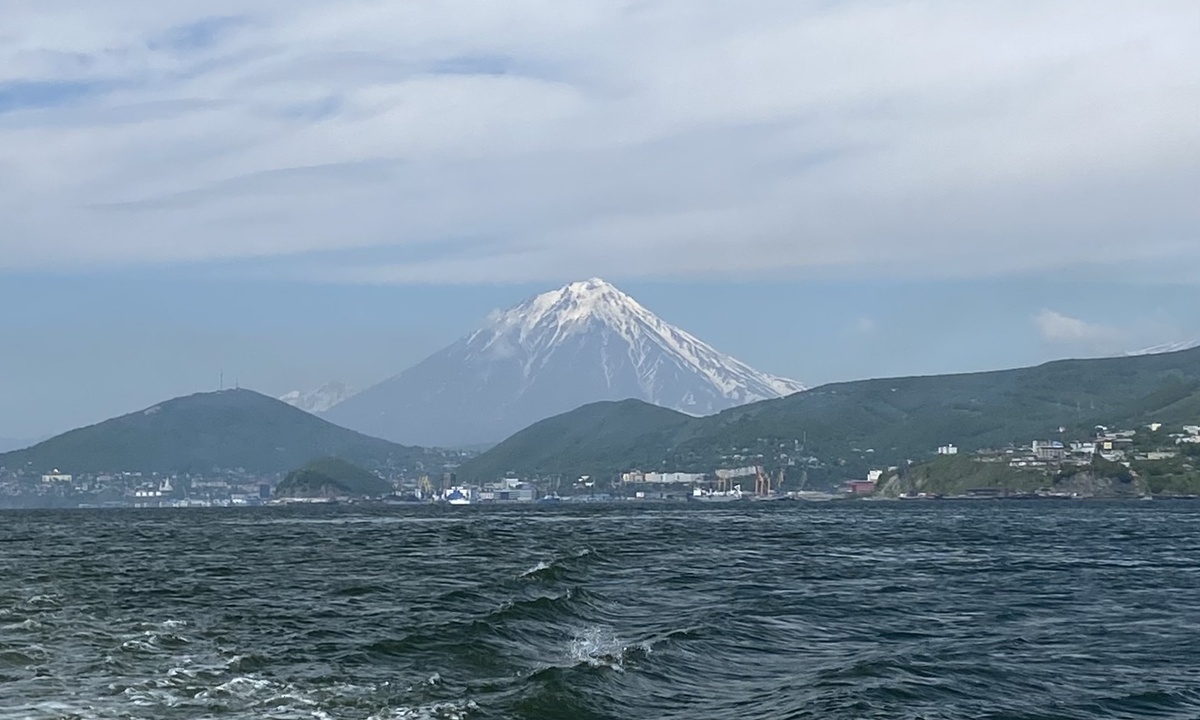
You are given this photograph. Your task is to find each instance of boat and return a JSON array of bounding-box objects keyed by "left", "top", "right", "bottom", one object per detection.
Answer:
[{"left": 692, "top": 485, "right": 745, "bottom": 502}]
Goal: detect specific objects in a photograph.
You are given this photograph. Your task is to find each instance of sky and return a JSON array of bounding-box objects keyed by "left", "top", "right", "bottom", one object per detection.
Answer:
[{"left": 1, "top": 1, "right": 1198, "bottom": 440}]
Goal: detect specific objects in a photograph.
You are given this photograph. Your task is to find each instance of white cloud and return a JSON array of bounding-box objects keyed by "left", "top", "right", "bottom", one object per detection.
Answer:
[
  {"left": 0, "top": 1, "right": 1197, "bottom": 282},
  {"left": 1033, "top": 310, "right": 1118, "bottom": 344}
]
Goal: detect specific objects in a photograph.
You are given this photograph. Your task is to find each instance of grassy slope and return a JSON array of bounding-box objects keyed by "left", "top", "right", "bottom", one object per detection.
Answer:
[
  {"left": 456, "top": 399, "right": 696, "bottom": 481},
  {"left": 879, "top": 455, "right": 1048, "bottom": 496},
  {"left": 688, "top": 348, "right": 1200, "bottom": 462},
  {"left": 879, "top": 455, "right": 1146, "bottom": 498},
  {"left": 465, "top": 347, "right": 1200, "bottom": 481},
  {"left": 0, "top": 389, "right": 439, "bottom": 475}
]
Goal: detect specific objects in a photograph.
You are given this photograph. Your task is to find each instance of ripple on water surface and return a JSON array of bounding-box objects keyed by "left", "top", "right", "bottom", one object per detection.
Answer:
[{"left": 2, "top": 502, "right": 1200, "bottom": 719}]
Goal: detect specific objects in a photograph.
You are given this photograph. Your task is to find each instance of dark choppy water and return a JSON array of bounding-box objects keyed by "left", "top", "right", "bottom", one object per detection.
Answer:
[{"left": 3, "top": 502, "right": 1200, "bottom": 719}]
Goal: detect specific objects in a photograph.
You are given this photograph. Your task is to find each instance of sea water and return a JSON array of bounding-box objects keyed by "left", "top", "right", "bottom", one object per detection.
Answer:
[{"left": 2, "top": 502, "right": 1198, "bottom": 719}]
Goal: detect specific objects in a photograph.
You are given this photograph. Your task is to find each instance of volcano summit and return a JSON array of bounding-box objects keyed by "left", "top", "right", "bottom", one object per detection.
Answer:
[{"left": 323, "top": 279, "right": 804, "bottom": 447}]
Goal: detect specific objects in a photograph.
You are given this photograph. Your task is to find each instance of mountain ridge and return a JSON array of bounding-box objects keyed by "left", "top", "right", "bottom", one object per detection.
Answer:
[
  {"left": 458, "top": 345, "right": 1200, "bottom": 483},
  {"left": 0, "top": 389, "right": 446, "bottom": 475}
]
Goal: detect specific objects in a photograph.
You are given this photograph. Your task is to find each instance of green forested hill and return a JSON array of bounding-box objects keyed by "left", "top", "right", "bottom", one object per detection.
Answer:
[
  {"left": 275, "top": 458, "right": 393, "bottom": 498},
  {"left": 688, "top": 346, "right": 1200, "bottom": 463},
  {"left": 0, "top": 389, "right": 446, "bottom": 475},
  {"left": 460, "top": 347, "right": 1200, "bottom": 482},
  {"left": 456, "top": 399, "right": 696, "bottom": 481}
]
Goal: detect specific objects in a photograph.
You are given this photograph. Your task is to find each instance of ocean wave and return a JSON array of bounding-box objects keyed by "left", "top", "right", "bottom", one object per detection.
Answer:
[
  {"left": 517, "top": 547, "right": 600, "bottom": 582},
  {"left": 520, "top": 560, "right": 554, "bottom": 578},
  {"left": 567, "top": 625, "right": 641, "bottom": 672},
  {"left": 366, "top": 700, "right": 478, "bottom": 720}
]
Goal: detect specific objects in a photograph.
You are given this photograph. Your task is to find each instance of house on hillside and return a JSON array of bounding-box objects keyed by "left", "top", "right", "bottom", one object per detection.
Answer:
[{"left": 1032, "top": 440, "right": 1066, "bottom": 461}]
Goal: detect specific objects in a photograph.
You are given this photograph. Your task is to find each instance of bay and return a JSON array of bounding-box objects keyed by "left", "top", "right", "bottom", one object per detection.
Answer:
[{"left": 2, "top": 502, "right": 1198, "bottom": 719}]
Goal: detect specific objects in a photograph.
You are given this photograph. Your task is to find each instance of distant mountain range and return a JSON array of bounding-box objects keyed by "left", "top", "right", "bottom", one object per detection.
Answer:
[
  {"left": 323, "top": 278, "right": 804, "bottom": 447},
  {"left": 458, "top": 344, "right": 1200, "bottom": 483},
  {"left": 4, "top": 341, "right": 1197, "bottom": 485},
  {"left": 279, "top": 382, "right": 357, "bottom": 414},
  {"left": 0, "top": 389, "right": 451, "bottom": 475}
]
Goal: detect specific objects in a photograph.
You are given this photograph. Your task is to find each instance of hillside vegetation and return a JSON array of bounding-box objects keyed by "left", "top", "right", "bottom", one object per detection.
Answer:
[
  {"left": 457, "top": 400, "right": 695, "bottom": 481},
  {"left": 0, "top": 390, "right": 445, "bottom": 475},
  {"left": 460, "top": 347, "right": 1200, "bottom": 483},
  {"left": 876, "top": 455, "right": 1143, "bottom": 498},
  {"left": 275, "top": 458, "right": 393, "bottom": 498}
]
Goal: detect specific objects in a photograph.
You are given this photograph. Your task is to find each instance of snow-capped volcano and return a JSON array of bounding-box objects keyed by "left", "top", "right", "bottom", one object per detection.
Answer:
[
  {"left": 279, "top": 382, "right": 357, "bottom": 414},
  {"left": 475, "top": 278, "right": 803, "bottom": 401},
  {"left": 323, "top": 279, "right": 804, "bottom": 447}
]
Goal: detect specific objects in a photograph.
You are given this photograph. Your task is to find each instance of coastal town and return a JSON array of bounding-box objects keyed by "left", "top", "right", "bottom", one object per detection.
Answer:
[{"left": 2, "top": 422, "right": 1197, "bottom": 509}]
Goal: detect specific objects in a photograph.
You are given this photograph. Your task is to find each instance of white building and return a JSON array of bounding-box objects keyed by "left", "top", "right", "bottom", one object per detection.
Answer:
[
  {"left": 623, "top": 470, "right": 706, "bottom": 485},
  {"left": 643, "top": 472, "right": 706, "bottom": 485},
  {"left": 41, "top": 472, "right": 72, "bottom": 484},
  {"left": 715, "top": 466, "right": 760, "bottom": 480},
  {"left": 937, "top": 445, "right": 959, "bottom": 456}
]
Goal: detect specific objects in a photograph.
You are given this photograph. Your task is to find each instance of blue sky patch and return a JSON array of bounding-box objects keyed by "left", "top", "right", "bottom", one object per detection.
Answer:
[
  {"left": 153, "top": 15, "right": 249, "bottom": 53},
  {"left": 0, "top": 80, "right": 98, "bottom": 114}
]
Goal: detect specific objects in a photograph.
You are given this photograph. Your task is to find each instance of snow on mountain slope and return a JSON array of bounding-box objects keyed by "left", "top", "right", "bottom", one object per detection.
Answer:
[
  {"left": 470, "top": 279, "right": 805, "bottom": 401},
  {"left": 323, "top": 279, "right": 805, "bottom": 447},
  {"left": 1123, "top": 340, "right": 1200, "bottom": 357},
  {"left": 279, "top": 382, "right": 357, "bottom": 414}
]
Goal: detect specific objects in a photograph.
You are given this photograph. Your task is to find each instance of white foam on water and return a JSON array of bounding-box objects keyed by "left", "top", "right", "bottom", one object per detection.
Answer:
[
  {"left": 197, "top": 674, "right": 275, "bottom": 700},
  {"left": 519, "top": 560, "right": 553, "bottom": 577},
  {"left": 166, "top": 665, "right": 199, "bottom": 680},
  {"left": 224, "top": 516, "right": 472, "bottom": 527},
  {"left": 568, "top": 626, "right": 628, "bottom": 672},
  {"left": 119, "top": 638, "right": 159, "bottom": 654},
  {"left": 367, "top": 700, "right": 478, "bottom": 720},
  {"left": 2, "top": 618, "right": 42, "bottom": 631}
]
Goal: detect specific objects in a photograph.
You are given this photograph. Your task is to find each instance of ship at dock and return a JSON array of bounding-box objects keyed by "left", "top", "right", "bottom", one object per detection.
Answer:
[{"left": 692, "top": 485, "right": 745, "bottom": 502}]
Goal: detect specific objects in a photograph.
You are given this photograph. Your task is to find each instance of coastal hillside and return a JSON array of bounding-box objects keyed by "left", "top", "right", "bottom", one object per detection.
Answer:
[
  {"left": 275, "top": 458, "right": 393, "bottom": 498},
  {"left": 0, "top": 389, "right": 445, "bottom": 475},
  {"left": 875, "top": 454, "right": 1144, "bottom": 498},
  {"left": 459, "top": 346, "right": 1200, "bottom": 482},
  {"left": 456, "top": 399, "right": 696, "bottom": 482}
]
